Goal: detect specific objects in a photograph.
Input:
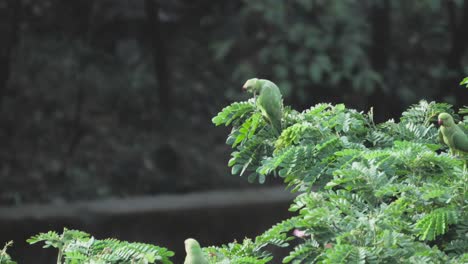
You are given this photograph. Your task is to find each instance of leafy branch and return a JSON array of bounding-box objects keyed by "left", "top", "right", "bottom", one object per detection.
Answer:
[
  {"left": 0, "top": 241, "right": 16, "bottom": 264},
  {"left": 27, "top": 228, "right": 174, "bottom": 264}
]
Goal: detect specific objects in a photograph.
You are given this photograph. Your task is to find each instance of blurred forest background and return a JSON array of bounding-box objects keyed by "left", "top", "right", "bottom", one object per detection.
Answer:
[{"left": 0, "top": 0, "right": 467, "bottom": 206}]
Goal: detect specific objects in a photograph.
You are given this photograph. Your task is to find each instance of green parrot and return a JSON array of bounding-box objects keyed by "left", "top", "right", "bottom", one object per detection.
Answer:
[
  {"left": 438, "top": 112, "right": 468, "bottom": 155},
  {"left": 184, "top": 238, "right": 208, "bottom": 264},
  {"left": 243, "top": 78, "right": 283, "bottom": 135}
]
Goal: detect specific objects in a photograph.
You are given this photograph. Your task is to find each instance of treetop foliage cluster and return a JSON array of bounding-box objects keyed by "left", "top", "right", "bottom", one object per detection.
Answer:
[{"left": 209, "top": 94, "right": 467, "bottom": 263}]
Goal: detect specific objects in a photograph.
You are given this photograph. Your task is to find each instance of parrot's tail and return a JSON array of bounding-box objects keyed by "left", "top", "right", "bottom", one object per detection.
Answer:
[{"left": 272, "top": 120, "right": 282, "bottom": 136}]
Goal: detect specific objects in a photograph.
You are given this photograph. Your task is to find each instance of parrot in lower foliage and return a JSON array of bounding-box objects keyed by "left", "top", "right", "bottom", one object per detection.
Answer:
[
  {"left": 438, "top": 112, "right": 468, "bottom": 155},
  {"left": 242, "top": 78, "right": 283, "bottom": 135},
  {"left": 184, "top": 238, "right": 208, "bottom": 264}
]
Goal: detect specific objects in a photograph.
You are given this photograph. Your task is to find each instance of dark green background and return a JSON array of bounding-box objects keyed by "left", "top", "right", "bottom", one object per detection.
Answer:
[{"left": 0, "top": 0, "right": 467, "bottom": 205}]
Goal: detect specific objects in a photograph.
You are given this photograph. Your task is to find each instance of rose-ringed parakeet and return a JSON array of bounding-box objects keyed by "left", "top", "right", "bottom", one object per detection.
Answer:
[
  {"left": 184, "top": 238, "right": 208, "bottom": 264},
  {"left": 242, "top": 78, "right": 284, "bottom": 135},
  {"left": 438, "top": 112, "right": 468, "bottom": 156}
]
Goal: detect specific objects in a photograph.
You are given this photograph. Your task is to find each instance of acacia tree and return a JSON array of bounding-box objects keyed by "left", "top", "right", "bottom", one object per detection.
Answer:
[{"left": 210, "top": 94, "right": 468, "bottom": 263}]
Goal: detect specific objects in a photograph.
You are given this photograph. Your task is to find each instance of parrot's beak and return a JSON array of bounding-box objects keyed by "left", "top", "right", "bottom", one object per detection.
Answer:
[
  {"left": 438, "top": 119, "right": 443, "bottom": 126},
  {"left": 242, "top": 85, "right": 247, "bottom": 91}
]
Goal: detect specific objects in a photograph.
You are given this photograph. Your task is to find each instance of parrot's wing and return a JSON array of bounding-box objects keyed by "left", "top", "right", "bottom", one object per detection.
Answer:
[
  {"left": 438, "top": 129, "right": 444, "bottom": 145},
  {"left": 257, "top": 81, "right": 283, "bottom": 134},
  {"left": 184, "top": 252, "right": 208, "bottom": 264},
  {"left": 452, "top": 128, "right": 468, "bottom": 153}
]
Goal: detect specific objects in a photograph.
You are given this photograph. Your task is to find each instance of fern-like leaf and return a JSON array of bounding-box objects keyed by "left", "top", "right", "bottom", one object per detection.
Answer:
[
  {"left": 415, "top": 208, "right": 458, "bottom": 241},
  {"left": 212, "top": 101, "right": 255, "bottom": 126}
]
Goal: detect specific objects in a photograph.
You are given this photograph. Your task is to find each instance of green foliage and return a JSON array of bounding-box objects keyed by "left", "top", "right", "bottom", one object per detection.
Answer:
[
  {"left": 0, "top": 241, "right": 16, "bottom": 264},
  {"left": 27, "top": 228, "right": 174, "bottom": 264},
  {"left": 415, "top": 208, "right": 458, "bottom": 241},
  {"left": 212, "top": 101, "right": 256, "bottom": 127},
  {"left": 400, "top": 100, "right": 454, "bottom": 125},
  {"left": 204, "top": 217, "right": 298, "bottom": 263},
  {"left": 460, "top": 77, "right": 468, "bottom": 88},
  {"left": 213, "top": 98, "right": 468, "bottom": 263},
  {"left": 205, "top": 239, "right": 272, "bottom": 264}
]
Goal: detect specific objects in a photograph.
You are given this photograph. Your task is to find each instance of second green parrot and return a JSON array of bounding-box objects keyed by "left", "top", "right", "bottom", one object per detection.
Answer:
[
  {"left": 242, "top": 78, "right": 284, "bottom": 135},
  {"left": 438, "top": 112, "right": 468, "bottom": 155},
  {"left": 184, "top": 238, "right": 208, "bottom": 264}
]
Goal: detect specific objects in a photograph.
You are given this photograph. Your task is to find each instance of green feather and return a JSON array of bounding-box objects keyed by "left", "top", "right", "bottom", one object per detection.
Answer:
[{"left": 184, "top": 238, "right": 208, "bottom": 264}]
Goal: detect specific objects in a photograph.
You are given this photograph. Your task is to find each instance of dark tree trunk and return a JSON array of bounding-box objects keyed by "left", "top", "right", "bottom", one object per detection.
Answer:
[
  {"left": 367, "top": 0, "right": 399, "bottom": 121},
  {"left": 0, "top": 0, "right": 21, "bottom": 106},
  {"left": 439, "top": 0, "right": 468, "bottom": 105},
  {"left": 144, "top": 0, "right": 172, "bottom": 117}
]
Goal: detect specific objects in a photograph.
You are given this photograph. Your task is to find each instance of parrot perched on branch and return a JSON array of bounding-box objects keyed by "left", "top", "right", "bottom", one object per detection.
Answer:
[
  {"left": 184, "top": 238, "right": 208, "bottom": 264},
  {"left": 242, "top": 78, "right": 284, "bottom": 135},
  {"left": 438, "top": 112, "right": 468, "bottom": 155}
]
